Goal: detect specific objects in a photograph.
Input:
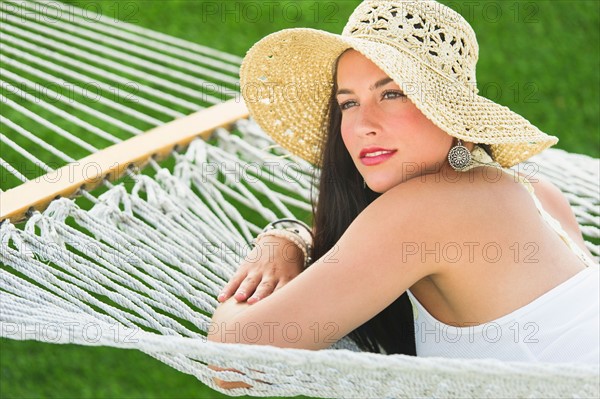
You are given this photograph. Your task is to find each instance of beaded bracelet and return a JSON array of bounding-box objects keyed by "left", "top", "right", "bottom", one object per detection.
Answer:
[
  {"left": 263, "top": 218, "right": 314, "bottom": 247},
  {"left": 267, "top": 218, "right": 314, "bottom": 239},
  {"left": 252, "top": 226, "right": 313, "bottom": 269},
  {"left": 253, "top": 219, "right": 313, "bottom": 269}
]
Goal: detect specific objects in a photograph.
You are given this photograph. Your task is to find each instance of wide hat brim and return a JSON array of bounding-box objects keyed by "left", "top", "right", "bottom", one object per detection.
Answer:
[{"left": 240, "top": 28, "right": 558, "bottom": 168}]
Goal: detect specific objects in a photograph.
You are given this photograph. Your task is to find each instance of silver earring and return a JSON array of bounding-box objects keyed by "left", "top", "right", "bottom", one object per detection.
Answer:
[
  {"left": 448, "top": 139, "right": 471, "bottom": 171},
  {"left": 363, "top": 179, "right": 366, "bottom": 189}
]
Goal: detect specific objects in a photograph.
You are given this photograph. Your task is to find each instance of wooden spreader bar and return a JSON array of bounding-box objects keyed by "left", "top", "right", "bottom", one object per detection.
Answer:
[{"left": 0, "top": 99, "right": 249, "bottom": 224}]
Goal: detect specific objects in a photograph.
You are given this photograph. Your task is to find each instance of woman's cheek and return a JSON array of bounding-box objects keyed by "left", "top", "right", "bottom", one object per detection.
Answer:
[
  {"left": 390, "top": 105, "right": 420, "bottom": 126},
  {"left": 340, "top": 121, "right": 355, "bottom": 146}
]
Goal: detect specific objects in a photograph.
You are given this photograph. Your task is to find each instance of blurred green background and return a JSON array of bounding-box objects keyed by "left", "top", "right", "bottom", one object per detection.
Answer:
[
  {"left": 1, "top": 0, "right": 598, "bottom": 398},
  {"left": 47, "top": 0, "right": 596, "bottom": 157}
]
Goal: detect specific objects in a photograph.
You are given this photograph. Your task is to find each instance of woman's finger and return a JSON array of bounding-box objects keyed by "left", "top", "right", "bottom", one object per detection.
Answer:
[
  {"left": 247, "top": 279, "right": 277, "bottom": 304},
  {"left": 275, "top": 277, "right": 292, "bottom": 292},
  {"left": 218, "top": 270, "right": 247, "bottom": 302},
  {"left": 234, "top": 274, "right": 260, "bottom": 302}
]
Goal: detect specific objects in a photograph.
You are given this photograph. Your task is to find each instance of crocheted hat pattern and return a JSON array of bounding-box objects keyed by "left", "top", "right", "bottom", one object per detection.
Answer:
[{"left": 240, "top": 0, "right": 558, "bottom": 168}]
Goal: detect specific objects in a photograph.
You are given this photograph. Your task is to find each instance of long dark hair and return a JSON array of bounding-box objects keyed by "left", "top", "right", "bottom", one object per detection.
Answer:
[{"left": 307, "top": 58, "right": 416, "bottom": 355}]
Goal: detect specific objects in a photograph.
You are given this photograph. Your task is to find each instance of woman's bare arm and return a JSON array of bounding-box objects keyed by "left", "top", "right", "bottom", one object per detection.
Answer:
[{"left": 207, "top": 180, "right": 446, "bottom": 350}]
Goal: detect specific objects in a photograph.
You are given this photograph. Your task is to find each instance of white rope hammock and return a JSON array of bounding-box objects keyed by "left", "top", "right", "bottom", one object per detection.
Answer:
[{"left": 1, "top": 1, "right": 599, "bottom": 398}]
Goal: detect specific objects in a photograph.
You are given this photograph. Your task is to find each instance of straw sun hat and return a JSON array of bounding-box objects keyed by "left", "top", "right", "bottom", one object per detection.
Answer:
[{"left": 239, "top": 0, "right": 558, "bottom": 168}]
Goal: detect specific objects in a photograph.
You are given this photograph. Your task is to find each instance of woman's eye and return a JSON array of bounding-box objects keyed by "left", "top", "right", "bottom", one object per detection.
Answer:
[
  {"left": 338, "top": 91, "right": 404, "bottom": 111},
  {"left": 382, "top": 90, "right": 406, "bottom": 100},
  {"left": 339, "top": 100, "right": 357, "bottom": 110}
]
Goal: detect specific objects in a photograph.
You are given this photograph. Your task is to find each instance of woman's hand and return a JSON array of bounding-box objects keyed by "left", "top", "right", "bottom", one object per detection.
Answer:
[{"left": 217, "top": 235, "right": 305, "bottom": 304}]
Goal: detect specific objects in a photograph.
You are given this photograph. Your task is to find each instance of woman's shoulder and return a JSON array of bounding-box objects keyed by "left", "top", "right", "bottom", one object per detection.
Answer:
[
  {"left": 380, "top": 166, "right": 539, "bottom": 231},
  {"left": 384, "top": 166, "right": 518, "bottom": 202},
  {"left": 382, "top": 166, "right": 586, "bottom": 250}
]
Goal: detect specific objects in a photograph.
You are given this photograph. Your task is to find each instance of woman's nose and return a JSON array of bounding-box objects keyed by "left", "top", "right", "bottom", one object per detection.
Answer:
[{"left": 353, "top": 102, "right": 379, "bottom": 136}]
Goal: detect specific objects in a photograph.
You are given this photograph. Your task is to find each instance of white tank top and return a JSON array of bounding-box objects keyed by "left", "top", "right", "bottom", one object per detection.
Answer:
[{"left": 406, "top": 146, "right": 599, "bottom": 364}]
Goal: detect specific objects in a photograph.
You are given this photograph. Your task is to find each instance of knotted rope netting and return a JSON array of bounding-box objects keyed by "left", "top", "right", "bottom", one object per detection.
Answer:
[{"left": 1, "top": 1, "right": 599, "bottom": 398}]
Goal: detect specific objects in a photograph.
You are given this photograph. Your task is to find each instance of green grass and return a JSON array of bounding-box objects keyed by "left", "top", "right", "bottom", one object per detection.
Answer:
[
  {"left": 1, "top": 340, "right": 236, "bottom": 399},
  {"left": 1, "top": 1, "right": 599, "bottom": 398},
  {"left": 88, "top": 0, "right": 597, "bottom": 157}
]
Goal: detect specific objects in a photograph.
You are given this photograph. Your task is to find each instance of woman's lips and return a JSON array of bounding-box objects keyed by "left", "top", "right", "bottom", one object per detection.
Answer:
[{"left": 360, "top": 150, "right": 398, "bottom": 166}]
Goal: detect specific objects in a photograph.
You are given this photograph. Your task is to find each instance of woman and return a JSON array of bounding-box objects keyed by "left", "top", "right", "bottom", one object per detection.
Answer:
[{"left": 208, "top": 0, "right": 599, "bottom": 386}]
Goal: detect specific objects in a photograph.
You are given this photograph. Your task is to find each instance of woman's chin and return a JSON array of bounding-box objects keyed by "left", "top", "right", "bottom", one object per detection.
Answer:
[{"left": 365, "top": 180, "right": 398, "bottom": 194}]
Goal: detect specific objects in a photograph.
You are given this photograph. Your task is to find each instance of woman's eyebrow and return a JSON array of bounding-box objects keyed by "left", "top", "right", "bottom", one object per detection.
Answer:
[{"left": 336, "top": 77, "right": 395, "bottom": 96}]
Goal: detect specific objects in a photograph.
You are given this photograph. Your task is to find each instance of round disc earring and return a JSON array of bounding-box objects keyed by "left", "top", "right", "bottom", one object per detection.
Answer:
[{"left": 448, "top": 139, "right": 472, "bottom": 170}]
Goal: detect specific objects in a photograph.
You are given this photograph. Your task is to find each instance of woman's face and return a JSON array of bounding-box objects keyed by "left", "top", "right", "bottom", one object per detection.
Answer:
[{"left": 336, "top": 49, "right": 457, "bottom": 193}]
